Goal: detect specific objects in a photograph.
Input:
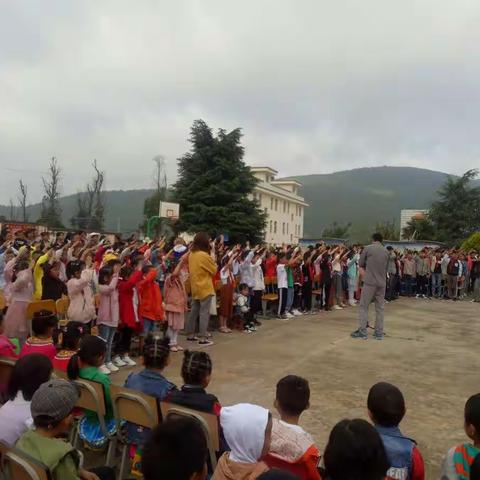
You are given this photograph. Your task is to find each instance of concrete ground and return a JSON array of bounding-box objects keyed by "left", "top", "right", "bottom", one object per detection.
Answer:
[{"left": 111, "top": 297, "right": 480, "bottom": 478}]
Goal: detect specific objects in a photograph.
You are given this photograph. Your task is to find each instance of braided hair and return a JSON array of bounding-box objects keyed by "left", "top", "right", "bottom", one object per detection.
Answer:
[
  {"left": 144, "top": 334, "right": 171, "bottom": 370},
  {"left": 181, "top": 350, "right": 212, "bottom": 386}
]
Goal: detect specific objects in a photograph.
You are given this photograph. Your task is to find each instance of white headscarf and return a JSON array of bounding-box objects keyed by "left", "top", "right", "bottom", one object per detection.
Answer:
[{"left": 220, "top": 403, "right": 270, "bottom": 464}]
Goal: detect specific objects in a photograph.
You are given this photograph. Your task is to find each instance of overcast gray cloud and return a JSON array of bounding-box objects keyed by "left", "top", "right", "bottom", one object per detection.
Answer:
[{"left": 1, "top": 0, "right": 480, "bottom": 204}]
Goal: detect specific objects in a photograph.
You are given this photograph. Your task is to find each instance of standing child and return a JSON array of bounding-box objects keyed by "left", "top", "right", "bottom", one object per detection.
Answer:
[
  {"left": 251, "top": 250, "right": 266, "bottom": 320},
  {"left": 218, "top": 252, "right": 236, "bottom": 334},
  {"left": 441, "top": 393, "right": 480, "bottom": 480},
  {"left": 164, "top": 256, "right": 189, "bottom": 351},
  {"left": 277, "top": 254, "right": 289, "bottom": 319},
  {"left": 116, "top": 262, "right": 143, "bottom": 368},
  {"left": 97, "top": 262, "right": 121, "bottom": 374},
  {"left": 67, "top": 334, "right": 116, "bottom": 450},
  {"left": 236, "top": 283, "right": 256, "bottom": 332},
  {"left": 52, "top": 321, "right": 84, "bottom": 372},
  {"left": 138, "top": 264, "right": 164, "bottom": 338},
  {"left": 367, "top": 382, "right": 424, "bottom": 480},
  {"left": 20, "top": 310, "right": 57, "bottom": 361},
  {"left": 66, "top": 259, "right": 96, "bottom": 330},
  {"left": 3, "top": 259, "right": 33, "bottom": 345},
  {"left": 266, "top": 375, "right": 320, "bottom": 480}
]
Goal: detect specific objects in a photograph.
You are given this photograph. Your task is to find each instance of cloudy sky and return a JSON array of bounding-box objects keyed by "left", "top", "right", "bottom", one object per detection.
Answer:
[{"left": 1, "top": 0, "right": 479, "bottom": 204}]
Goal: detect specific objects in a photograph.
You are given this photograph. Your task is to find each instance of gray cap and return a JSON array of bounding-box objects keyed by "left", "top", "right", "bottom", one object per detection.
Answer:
[{"left": 31, "top": 379, "right": 80, "bottom": 424}]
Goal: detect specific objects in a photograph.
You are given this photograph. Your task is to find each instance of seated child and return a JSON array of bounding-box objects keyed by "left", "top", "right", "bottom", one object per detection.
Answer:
[
  {"left": 19, "top": 310, "right": 57, "bottom": 361},
  {"left": 167, "top": 350, "right": 221, "bottom": 415},
  {"left": 52, "top": 321, "right": 84, "bottom": 372},
  {"left": 266, "top": 375, "right": 320, "bottom": 480},
  {"left": 213, "top": 403, "right": 272, "bottom": 480},
  {"left": 367, "top": 382, "right": 424, "bottom": 480},
  {"left": 67, "top": 334, "right": 116, "bottom": 450},
  {"left": 0, "top": 353, "right": 52, "bottom": 446},
  {"left": 124, "top": 334, "right": 177, "bottom": 475},
  {"left": 16, "top": 378, "right": 115, "bottom": 480},
  {"left": 235, "top": 283, "right": 256, "bottom": 333},
  {"left": 322, "top": 419, "right": 389, "bottom": 480},
  {"left": 142, "top": 417, "right": 208, "bottom": 480},
  {"left": 440, "top": 393, "right": 480, "bottom": 480},
  {"left": 0, "top": 310, "right": 18, "bottom": 358}
]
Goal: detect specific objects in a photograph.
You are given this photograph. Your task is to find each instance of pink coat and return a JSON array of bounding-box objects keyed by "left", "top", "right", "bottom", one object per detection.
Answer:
[
  {"left": 9, "top": 269, "right": 34, "bottom": 303},
  {"left": 67, "top": 269, "right": 96, "bottom": 324},
  {"left": 97, "top": 274, "right": 119, "bottom": 327},
  {"left": 164, "top": 275, "right": 187, "bottom": 313}
]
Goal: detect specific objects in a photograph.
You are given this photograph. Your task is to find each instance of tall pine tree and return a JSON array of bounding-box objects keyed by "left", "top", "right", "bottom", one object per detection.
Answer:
[{"left": 173, "top": 120, "right": 266, "bottom": 244}]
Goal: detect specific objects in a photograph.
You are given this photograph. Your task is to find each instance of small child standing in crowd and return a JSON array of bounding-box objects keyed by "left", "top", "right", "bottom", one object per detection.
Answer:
[
  {"left": 116, "top": 262, "right": 143, "bottom": 368},
  {"left": 164, "top": 258, "right": 188, "bottom": 352},
  {"left": 138, "top": 264, "right": 164, "bottom": 337},
  {"left": 236, "top": 283, "right": 256, "bottom": 332},
  {"left": 20, "top": 310, "right": 57, "bottom": 361},
  {"left": 266, "top": 375, "right": 320, "bottom": 480},
  {"left": 367, "top": 382, "right": 424, "bottom": 480},
  {"left": 97, "top": 262, "right": 121, "bottom": 374}
]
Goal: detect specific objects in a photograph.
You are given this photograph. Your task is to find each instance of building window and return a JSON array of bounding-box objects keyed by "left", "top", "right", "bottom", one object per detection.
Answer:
[
  {"left": 299, "top": 206, "right": 302, "bottom": 216},
  {"left": 290, "top": 234, "right": 293, "bottom": 242},
  {"left": 264, "top": 207, "right": 268, "bottom": 215},
  {"left": 270, "top": 198, "right": 274, "bottom": 209},
  {"left": 275, "top": 199, "right": 278, "bottom": 211},
  {"left": 287, "top": 223, "right": 289, "bottom": 234},
  {"left": 283, "top": 201, "right": 286, "bottom": 213},
  {"left": 282, "top": 222, "right": 285, "bottom": 234},
  {"left": 287, "top": 203, "right": 290, "bottom": 213},
  {"left": 274, "top": 221, "right": 277, "bottom": 234},
  {"left": 258, "top": 193, "right": 262, "bottom": 205},
  {"left": 269, "top": 220, "right": 272, "bottom": 233},
  {"left": 291, "top": 213, "right": 294, "bottom": 221}
]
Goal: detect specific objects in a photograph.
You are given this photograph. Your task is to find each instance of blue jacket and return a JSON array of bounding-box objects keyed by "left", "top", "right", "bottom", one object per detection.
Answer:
[
  {"left": 376, "top": 425, "right": 415, "bottom": 480},
  {"left": 124, "top": 369, "right": 177, "bottom": 445}
]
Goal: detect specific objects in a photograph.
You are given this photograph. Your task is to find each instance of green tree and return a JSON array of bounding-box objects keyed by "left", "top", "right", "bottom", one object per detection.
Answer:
[
  {"left": 461, "top": 232, "right": 480, "bottom": 252},
  {"left": 322, "top": 221, "right": 351, "bottom": 238},
  {"left": 402, "top": 217, "right": 436, "bottom": 240},
  {"left": 173, "top": 120, "right": 266, "bottom": 243},
  {"left": 38, "top": 157, "right": 64, "bottom": 228},
  {"left": 375, "top": 219, "right": 399, "bottom": 240},
  {"left": 428, "top": 169, "right": 480, "bottom": 245}
]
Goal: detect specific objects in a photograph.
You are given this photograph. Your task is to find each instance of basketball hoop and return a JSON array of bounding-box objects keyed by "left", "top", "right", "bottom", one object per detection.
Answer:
[{"left": 159, "top": 201, "right": 180, "bottom": 222}]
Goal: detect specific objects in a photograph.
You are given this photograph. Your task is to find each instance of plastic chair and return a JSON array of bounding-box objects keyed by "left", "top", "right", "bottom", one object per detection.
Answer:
[
  {"left": 0, "top": 441, "right": 52, "bottom": 480},
  {"left": 55, "top": 298, "right": 69, "bottom": 327},
  {"left": 71, "top": 379, "right": 116, "bottom": 466},
  {"left": 110, "top": 385, "right": 161, "bottom": 479},
  {"left": 160, "top": 401, "right": 220, "bottom": 470}
]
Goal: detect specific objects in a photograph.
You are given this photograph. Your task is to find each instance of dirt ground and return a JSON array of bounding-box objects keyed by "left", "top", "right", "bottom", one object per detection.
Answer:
[{"left": 112, "top": 297, "right": 480, "bottom": 478}]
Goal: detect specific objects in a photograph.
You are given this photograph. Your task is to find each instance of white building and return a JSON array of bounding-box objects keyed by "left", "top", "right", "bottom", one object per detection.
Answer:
[
  {"left": 250, "top": 167, "right": 309, "bottom": 245},
  {"left": 400, "top": 209, "right": 428, "bottom": 240}
]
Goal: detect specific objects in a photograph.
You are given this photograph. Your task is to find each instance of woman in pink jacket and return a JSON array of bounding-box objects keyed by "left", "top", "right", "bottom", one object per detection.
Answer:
[
  {"left": 4, "top": 259, "right": 34, "bottom": 344},
  {"left": 97, "top": 261, "right": 121, "bottom": 375},
  {"left": 66, "top": 258, "right": 96, "bottom": 331}
]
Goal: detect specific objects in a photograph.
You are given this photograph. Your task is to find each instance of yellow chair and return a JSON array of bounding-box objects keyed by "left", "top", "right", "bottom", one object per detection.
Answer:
[
  {"left": 262, "top": 277, "right": 279, "bottom": 316},
  {"left": 55, "top": 297, "right": 69, "bottom": 327},
  {"left": 160, "top": 401, "right": 220, "bottom": 471},
  {"left": 26, "top": 300, "right": 56, "bottom": 319},
  {"left": 0, "top": 358, "right": 16, "bottom": 399},
  {"left": 0, "top": 441, "right": 52, "bottom": 480},
  {"left": 110, "top": 385, "right": 161, "bottom": 479},
  {"left": 0, "top": 290, "right": 6, "bottom": 311}
]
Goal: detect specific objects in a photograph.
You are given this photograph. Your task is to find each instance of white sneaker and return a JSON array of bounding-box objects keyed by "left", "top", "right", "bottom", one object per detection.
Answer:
[
  {"left": 292, "top": 309, "right": 302, "bottom": 316},
  {"left": 333, "top": 305, "right": 343, "bottom": 310},
  {"left": 122, "top": 355, "right": 136, "bottom": 366},
  {"left": 285, "top": 312, "right": 294, "bottom": 318},
  {"left": 99, "top": 364, "right": 111, "bottom": 375},
  {"left": 106, "top": 362, "right": 119, "bottom": 372},
  {"left": 113, "top": 355, "right": 127, "bottom": 367}
]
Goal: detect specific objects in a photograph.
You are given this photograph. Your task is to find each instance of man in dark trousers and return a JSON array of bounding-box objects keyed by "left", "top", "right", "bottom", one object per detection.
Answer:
[{"left": 351, "top": 233, "right": 389, "bottom": 340}]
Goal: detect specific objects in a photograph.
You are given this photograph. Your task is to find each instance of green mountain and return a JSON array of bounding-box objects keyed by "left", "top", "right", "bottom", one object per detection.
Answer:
[
  {"left": 1, "top": 167, "right": 476, "bottom": 241},
  {"left": 0, "top": 189, "right": 155, "bottom": 233},
  {"left": 288, "top": 166, "right": 479, "bottom": 242}
]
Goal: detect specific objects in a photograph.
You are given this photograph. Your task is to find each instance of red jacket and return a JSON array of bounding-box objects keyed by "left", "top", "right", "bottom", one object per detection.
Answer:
[
  {"left": 138, "top": 269, "right": 164, "bottom": 322},
  {"left": 118, "top": 270, "right": 143, "bottom": 329}
]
